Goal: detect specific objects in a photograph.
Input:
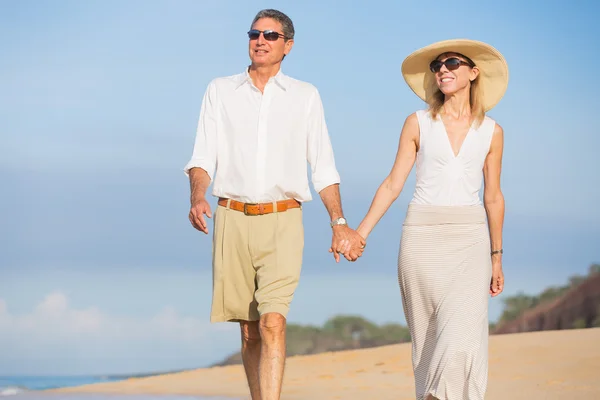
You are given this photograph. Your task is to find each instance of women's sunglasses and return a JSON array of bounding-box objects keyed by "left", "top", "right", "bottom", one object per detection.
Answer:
[
  {"left": 247, "top": 29, "right": 286, "bottom": 41},
  {"left": 429, "top": 57, "right": 474, "bottom": 73}
]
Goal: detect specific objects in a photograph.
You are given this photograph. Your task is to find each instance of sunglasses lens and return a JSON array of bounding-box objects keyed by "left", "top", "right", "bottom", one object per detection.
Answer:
[
  {"left": 247, "top": 29, "right": 282, "bottom": 41},
  {"left": 429, "top": 60, "right": 442, "bottom": 73},
  {"left": 263, "top": 31, "right": 280, "bottom": 41},
  {"left": 429, "top": 58, "right": 465, "bottom": 72},
  {"left": 445, "top": 58, "right": 461, "bottom": 70}
]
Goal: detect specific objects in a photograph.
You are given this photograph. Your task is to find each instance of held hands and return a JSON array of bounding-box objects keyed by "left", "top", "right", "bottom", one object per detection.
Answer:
[
  {"left": 189, "top": 198, "right": 212, "bottom": 234},
  {"left": 490, "top": 256, "right": 504, "bottom": 297},
  {"left": 329, "top": 225, "right": 367, "bottom": 263}
]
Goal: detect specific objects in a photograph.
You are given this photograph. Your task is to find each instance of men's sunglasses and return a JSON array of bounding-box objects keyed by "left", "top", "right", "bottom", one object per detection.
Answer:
[
  {"left": 429, "top": 57, "right": 474, "bottom": 73},
  {"left": 247, "top": 29, "right": 286, "bottom": 41}
]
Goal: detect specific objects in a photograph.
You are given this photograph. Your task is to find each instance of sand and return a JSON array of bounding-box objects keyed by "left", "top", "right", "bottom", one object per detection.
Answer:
[{"left": 50, "top": 328, "right": 600, "bottom": 399}]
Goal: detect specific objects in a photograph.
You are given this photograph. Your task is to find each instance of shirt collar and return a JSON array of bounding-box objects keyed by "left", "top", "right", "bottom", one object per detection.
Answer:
[{"left": 235, "top": 67, "right": 289, "bottom": 91}]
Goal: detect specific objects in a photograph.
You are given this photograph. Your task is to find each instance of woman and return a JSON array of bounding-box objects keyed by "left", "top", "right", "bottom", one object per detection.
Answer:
[{"left": 355, "top": 39, "right": 508, "bottom": 399}]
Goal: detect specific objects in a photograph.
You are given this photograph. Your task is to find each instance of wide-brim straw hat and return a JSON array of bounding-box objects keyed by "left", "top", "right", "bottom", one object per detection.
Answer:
[{"left": 401, "top": 39, "right": 509, "bottom": 111}]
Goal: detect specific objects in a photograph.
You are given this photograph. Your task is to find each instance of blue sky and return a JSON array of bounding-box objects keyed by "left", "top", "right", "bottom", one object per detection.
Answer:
[{"left": 1, "top": 0, "right": 598, "bottom": 375}]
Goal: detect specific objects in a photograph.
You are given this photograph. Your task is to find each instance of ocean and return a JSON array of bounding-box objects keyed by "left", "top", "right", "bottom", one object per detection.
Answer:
[{"left": 0, "top": 376, "right": 238, "bottom": 399}]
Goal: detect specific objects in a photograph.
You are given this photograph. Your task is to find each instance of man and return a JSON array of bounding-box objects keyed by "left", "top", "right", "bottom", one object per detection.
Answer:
[{"left": 184, "top": 9, "right": 365, "bottom": 400}]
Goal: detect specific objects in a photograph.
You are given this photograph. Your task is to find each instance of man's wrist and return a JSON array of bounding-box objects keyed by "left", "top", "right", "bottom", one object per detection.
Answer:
[
  {"left": 191, "top": 195, "right": 207, "bottom": 205},
  {"left": 330, "top": 217, "right": 347, "bottom": 228}
]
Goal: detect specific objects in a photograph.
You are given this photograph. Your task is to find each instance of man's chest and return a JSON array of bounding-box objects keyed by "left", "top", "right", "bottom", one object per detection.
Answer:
[{"left": 217, "top": 90, "right": 308, "bottom": 142}]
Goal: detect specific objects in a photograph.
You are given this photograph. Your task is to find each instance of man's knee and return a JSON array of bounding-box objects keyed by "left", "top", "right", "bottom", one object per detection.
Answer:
[
  {"left": 240, "top": 321, "right": 261, "bottom": 345},
  {"left": 259, "top": 312, "right": 286, "bottom": 339}
]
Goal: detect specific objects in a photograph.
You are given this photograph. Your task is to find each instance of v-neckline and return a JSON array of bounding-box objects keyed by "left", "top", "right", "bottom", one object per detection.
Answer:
[{"left": 439, "top": 116, "right": 474, "bottom": 158}]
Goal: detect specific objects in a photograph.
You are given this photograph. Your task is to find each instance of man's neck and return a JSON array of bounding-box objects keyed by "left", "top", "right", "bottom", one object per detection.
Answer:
[{"left": 248, "top": 63, "right": 281, "bottom": 92}]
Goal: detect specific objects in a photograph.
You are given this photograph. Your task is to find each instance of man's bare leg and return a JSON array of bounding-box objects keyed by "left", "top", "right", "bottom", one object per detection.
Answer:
[
  {"left": 240, "top": 321, "right": 261, "bottom": 400},
  {"left": 258, "top": 312, "right": 287, "bottom": 400}
]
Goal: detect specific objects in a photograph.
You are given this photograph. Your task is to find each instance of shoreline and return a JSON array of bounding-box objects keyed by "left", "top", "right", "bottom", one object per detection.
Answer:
[{"left": 48, "top": 328, "right": 600, "bottom": 400}]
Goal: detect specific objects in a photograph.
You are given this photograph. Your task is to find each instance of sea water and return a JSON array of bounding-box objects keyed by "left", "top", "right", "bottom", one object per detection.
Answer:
[{"left": 0, "top": 376, "right": 239, "bottom": 399}]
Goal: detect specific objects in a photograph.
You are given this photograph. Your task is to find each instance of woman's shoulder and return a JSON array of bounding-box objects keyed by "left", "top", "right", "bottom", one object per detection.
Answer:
[
  {"left": 407, "top": 108, "right": 434, "bottom": 125},
  {"left": 484, "top": 115, "right": 503, "bottom": 132},
  {"left": 480, "top": 114, "right": 502, "bottom": 132},
  {"left": 413, "top": 108, "right": 431, "bottom": 118},
  {"left": 402, "top": 109, "right": 429, "bottom": 131},
  {"left": 479, "top": 115, "right": 503, "bottom": 149}
]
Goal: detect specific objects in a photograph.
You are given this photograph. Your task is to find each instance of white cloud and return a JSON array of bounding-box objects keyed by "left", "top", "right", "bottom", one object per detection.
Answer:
[
  {"left": 0, "top": 291, "right": 239, "bottom": 375},
  {"left": 35, "top": 291, "right": 68, "bottom": 316},
  {"left": 0, "top": 292, "right": 106, "bottom": 338},
  {"left": 0, "top": 291, "right": 230, "bottom": 341}
]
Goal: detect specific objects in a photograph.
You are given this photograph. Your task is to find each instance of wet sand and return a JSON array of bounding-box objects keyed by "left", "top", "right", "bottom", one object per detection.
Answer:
[{"left": 50, "top": 328, "right": 600, "bottom": 399}]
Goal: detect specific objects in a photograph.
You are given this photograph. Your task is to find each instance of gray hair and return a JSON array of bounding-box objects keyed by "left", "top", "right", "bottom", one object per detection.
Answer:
[{"left": 251, "top": 9, "right": 294, "bottom": 41}]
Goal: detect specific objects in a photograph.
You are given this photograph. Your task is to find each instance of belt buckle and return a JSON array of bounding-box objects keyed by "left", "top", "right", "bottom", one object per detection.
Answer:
[{"left": 243, "top": 203, "right": 258, "bottom": 216}]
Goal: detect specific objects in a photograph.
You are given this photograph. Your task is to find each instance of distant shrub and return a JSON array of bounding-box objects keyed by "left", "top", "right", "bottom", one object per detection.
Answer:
[{"left": 572, "top": 318, "right": 586, "bottom": 329}]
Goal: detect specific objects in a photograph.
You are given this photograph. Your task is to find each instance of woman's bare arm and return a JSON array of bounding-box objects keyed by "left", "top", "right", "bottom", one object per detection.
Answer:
[{"left": 356, "top": 113, "right": 420, "bottom": 240}]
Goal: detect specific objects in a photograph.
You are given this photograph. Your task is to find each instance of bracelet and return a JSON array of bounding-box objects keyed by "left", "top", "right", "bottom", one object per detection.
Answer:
[{"left": 491, "top": 249, "right": 503, "bottom": 256}]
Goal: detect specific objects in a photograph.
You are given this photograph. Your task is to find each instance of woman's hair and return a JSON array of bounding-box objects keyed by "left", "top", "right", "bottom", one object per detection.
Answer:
[{"left": 427, "top": 53, "right": 485, "bottom": 127}]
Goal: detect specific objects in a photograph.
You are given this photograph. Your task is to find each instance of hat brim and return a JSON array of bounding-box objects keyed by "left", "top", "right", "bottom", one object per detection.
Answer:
[{"left": 401, "top": 39, "right": 509, "bottom": 111}]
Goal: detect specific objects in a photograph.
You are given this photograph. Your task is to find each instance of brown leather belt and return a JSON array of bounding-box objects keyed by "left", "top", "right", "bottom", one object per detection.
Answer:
[{"left": 218, "top": 197, "right": 301, "bottom": 216}]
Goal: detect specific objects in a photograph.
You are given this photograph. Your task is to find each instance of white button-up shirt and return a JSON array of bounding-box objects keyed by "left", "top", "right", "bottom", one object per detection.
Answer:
[{"left": 184, "top": 69, "right": 341, "bottom": 203}]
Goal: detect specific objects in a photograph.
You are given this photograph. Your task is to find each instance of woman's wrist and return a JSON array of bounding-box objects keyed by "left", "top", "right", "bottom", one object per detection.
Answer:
[
  {"left": 491, "top": 252, "right": 502, "bottom": 265},
  {"left": 356, "top": 225, "right": 369, "bottom": 240}
]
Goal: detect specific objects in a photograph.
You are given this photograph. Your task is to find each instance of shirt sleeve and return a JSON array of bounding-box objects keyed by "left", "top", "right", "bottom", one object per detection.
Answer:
[
  {"left": 306, "top": 88, "right": 341, "bottom": 193},
  {"left": 183, "top": 80, "right": 218, "bottom": 179}
]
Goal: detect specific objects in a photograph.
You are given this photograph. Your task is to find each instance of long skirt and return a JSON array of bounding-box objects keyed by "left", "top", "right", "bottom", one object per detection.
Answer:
[{"left": 398, "top": 204, "right": 492, "bottom": 400}]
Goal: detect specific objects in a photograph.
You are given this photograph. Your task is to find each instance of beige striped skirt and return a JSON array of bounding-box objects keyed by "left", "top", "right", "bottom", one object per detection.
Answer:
[{"left": 398, "top": 204, "right": 492, "bottom": 400}]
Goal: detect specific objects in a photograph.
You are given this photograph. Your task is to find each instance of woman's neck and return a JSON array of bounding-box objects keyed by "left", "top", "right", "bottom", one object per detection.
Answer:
[{"left": 443, "top": 91, "right": 471, "bottom": 119}]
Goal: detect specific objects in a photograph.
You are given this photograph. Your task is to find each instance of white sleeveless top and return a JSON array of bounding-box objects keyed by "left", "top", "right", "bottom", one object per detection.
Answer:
[{"left": 410, "top": 109, "right": 496, "bottom": 206}]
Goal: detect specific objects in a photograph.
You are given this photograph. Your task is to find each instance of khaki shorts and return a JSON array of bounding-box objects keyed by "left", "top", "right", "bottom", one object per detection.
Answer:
[{"left": 210, "top": 204, "right": 304, "bottom": 322}]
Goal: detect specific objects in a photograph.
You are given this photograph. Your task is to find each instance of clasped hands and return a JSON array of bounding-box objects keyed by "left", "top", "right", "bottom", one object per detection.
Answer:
[{"left": 329, "top": 225, "right": 366, "bottom": 263}]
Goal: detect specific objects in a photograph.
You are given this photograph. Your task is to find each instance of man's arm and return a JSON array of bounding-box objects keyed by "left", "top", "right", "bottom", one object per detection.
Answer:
[
  {"left": 319, "top": 183, "right": 365, "bottom": 262},
  {"left": 304, "top": 88, "right": 365, "bottom": 262},
  {"left": 190, "top": 167, "right": 211, "bottom": 206},
  {"left": 189, "top": 167, "right": 212, "bottom": 234},
  {"left": 185, "top": 80, "right": 218, "bottom": 234},
  {"left": 305, "top": 88, "right": 341, "bottom": 195},
  {"left": 318, "top": 183, "right": 344, "bottom": 221},
  {"left": 184, "top": 80, "right": 218, "bottom": 180}
]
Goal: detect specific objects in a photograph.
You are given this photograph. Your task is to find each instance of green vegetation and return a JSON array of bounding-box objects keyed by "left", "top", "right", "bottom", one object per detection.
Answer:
[
  {"left": 572, "top": 318, "right": 586, "bottom": 329},
  {"left": 101, "top": 262, "right": 600, "bottom": 374},
  {"left": 214, "top": 262, "right": 599, "bottom": 366},
  {"left": 213, "top": 315, "right": 411, "bottom": 366},
  {"left": 284, "top": 315, "right": 411, "bottom": 355},
  {"left": 594, "top": 304, "right": 600, "bottom": 328},
  {"left": 284, "top": 264, "right": 600, "bottom": 360},
  {"left": 496, "top": 263, "right": 600, "bottom": 325}
]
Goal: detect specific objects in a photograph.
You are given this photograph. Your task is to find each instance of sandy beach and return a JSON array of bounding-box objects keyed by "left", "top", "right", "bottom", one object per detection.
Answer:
[{"left": 50, "top": 328, "right": 600, "bottom": 399}]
